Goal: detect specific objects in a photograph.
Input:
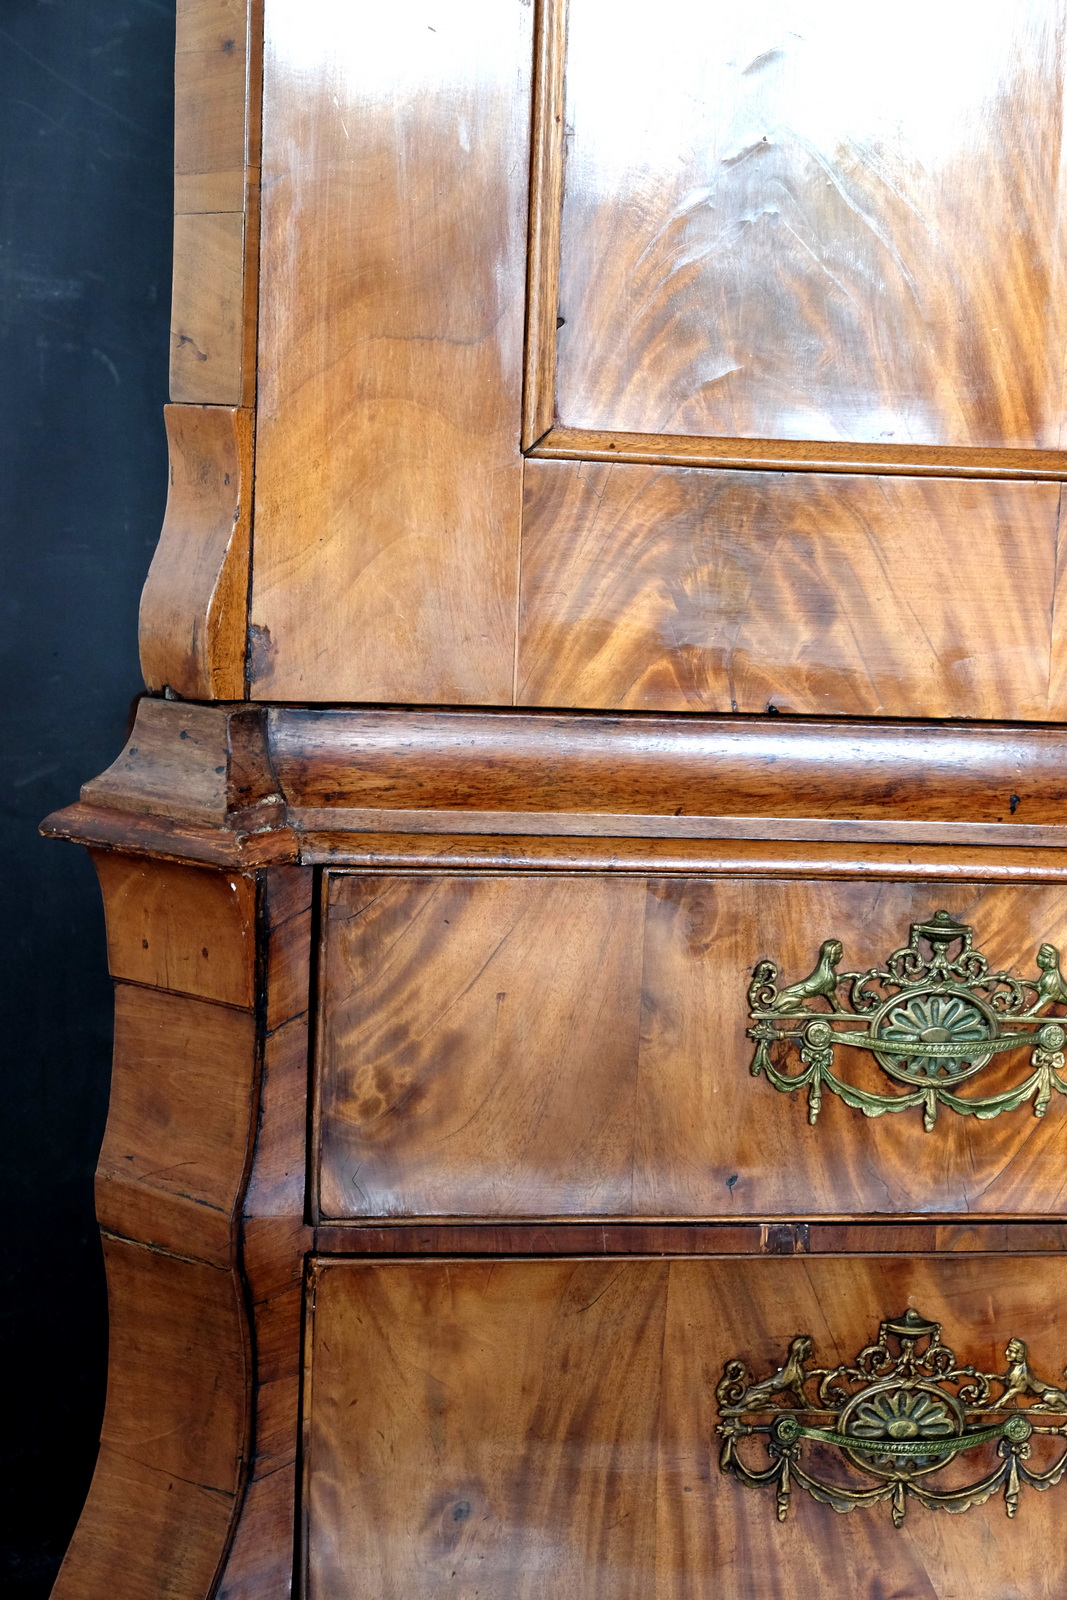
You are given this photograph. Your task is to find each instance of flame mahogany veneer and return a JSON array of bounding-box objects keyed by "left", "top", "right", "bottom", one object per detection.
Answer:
[{"left": 43, "top": 0, "right": 1067, "bottom": 1594}]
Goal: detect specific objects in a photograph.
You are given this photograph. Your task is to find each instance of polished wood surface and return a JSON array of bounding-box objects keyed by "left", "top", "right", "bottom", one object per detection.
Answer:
[
  {"left": 51, "top": 815, "right": 1067, "bottom": 883},
  {"left": 304, "top": 1255, "right": 1067, "bottom": 1599},
  {"left": 248, "top": 0, "right": 532, "bottom": 703},
  {"left": 99, "top": 984, "right": 257, "bottom": 1263},
  {"left": 171, "top": 0, "right": 261, "bottom": 406},
  {"left": 551, "top": 1, "right": 1067, "bottom": 453},
  {"left": 44, "top": 700, "right": 1067, "bottom": 863},
  {"left": 52, "top": 1239, "right": 248, "bottom": 1600},
  {"left": 50, "top": 5, "right": 1067, "bottom": 1593},
  {"left": 92, "top": 849, "right": 257, "bottom": 1007},
  {"left": 150, "top": 0, "right": 1067, "bottom": 723},
  {"left": 318, "top": 872, "right": 1067, "bottom": 1220},
  {"left": 50, "top": 855, "right": 260, "bottom": 1599},
  {"left": 214, "top": 866, "right": 315, "bottom": 1600},
  {"left": 531, "top": 424, "right": 1067, "bottom": 481},
  {"left": 518, "top": 460, "right": 1062, "bottom": 718},
  {"left": 268, "top": 706, "right": 1067, "bottom": 823},
  {"left": 51, "top": 855, "right": 319, "bottom": 1600},
  {"left": 301, "top": 833, "right": 1067, "bottom": 880},
  {"left": 139, "top": 405, "right": 253, "bottom": 701},
  {"left": 522, "top": 0, "right": 567, "bottom": 448},
  {"left": 311, "top": 1221, "right": 1067, "bottom": 1256}
]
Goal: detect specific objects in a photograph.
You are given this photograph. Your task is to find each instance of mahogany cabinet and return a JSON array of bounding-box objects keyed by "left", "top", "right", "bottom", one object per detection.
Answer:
[{"left": 43, "top": 4, "right": 1067, "bottom": 1596}]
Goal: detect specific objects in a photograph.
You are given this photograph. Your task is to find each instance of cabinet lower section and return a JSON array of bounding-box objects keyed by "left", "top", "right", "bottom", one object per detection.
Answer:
[{"left": 40, "top": 701, "right": 1067, "bottom": 1599}]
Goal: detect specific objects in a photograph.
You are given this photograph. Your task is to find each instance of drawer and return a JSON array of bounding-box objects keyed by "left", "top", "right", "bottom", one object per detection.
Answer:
[
  {"left": 315, "top": 872, "right": 1067, "bottom": 1220},
  {"left": 303, "top": 1253, "right": 1067, "bottom": 1600}
]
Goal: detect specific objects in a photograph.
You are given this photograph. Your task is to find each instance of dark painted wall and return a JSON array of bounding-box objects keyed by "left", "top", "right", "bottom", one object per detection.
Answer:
[{"left": 0, "top": 2, "right": 174, "bottom": 1591}]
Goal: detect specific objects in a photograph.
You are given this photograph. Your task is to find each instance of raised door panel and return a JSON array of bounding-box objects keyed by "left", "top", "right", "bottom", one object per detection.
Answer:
[
  {"left": 317, "top": 872, "right": 1067, "bottom": 1220},
  {"left": 236, "top": 0, "right": 1067, "bottom": 715},
  {"left": 552, "top": 0, "right": 1067, "bottom": 451},
  {"left": 515, "top": 0, "right": 1067, "bottom": 719},
  {"left": 304, "top": 1255, "right": 1067, "bottom": 1599}
]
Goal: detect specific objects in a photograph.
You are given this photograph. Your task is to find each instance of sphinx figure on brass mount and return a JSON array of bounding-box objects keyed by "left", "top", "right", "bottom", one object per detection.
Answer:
[
  {"left": 747, "top": 910, "right": 1067, "bottom": 1130},
  {"left": 716, "top": 1309, "right": 1067, "bottom": 1526}
]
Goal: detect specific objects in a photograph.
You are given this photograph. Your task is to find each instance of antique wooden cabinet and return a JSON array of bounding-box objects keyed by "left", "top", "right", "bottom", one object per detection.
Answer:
[{"left": 44, "top": 3, "right": 1067, "bottom": 1596}]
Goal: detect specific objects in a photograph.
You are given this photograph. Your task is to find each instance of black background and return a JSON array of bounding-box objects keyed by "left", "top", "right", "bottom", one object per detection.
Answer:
[{"left": 1, "top": 1, "right": 175, "bottom": 1590}]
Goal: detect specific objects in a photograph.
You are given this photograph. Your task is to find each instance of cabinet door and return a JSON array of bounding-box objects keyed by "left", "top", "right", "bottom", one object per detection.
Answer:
[{"left": 248, "top": 0, "right": 1067, "bottom": 714}]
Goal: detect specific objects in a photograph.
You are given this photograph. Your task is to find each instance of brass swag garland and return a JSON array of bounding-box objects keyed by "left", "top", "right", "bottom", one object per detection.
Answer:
[
  {"left": 747, "top": 910, "right": 1067, "bottom": 1129},
  {"left": 716, "top": 1310, "right": 1067, "bottom": 1526}
]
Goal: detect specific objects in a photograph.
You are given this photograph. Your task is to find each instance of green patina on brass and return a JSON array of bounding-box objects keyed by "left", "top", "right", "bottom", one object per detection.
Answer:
[
  {"left": 747, "top": 910, "right": 1067, "bottom": 1129},
  {"left": 717, "top": 1310, "right": 1067, "bottom": 1526}
]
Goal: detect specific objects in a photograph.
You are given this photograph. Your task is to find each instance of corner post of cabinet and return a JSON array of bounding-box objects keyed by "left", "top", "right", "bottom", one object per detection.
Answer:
[{"left": 140, "top": 0, "right": 264, "bottom": 702}]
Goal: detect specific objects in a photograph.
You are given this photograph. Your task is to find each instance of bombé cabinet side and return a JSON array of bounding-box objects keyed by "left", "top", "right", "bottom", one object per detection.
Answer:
[{"left": 42, "top": 2, "right": 1067, "bottom": 1597}]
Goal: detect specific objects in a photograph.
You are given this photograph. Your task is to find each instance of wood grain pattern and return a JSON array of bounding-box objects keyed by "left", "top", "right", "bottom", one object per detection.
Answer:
[
  {"left": 553, "top": 1, "right": 1067, "bottom": 452},
  {"left": 139, "top": 404, "right": 253, "bottom": 699},
  {"left": 43, "top": 801, "right": 299, "bottom": 869},
  {"left": 82, "top": 699, "right": 285, "bottom": 833},
  {"left": 522, "top": 0, "right": 568, "bottom": 448},
  {"left": 171, "top": 212, "right": 248, "bottom": 404},
  {"left": 50, "top": 854, "right": 267, "bottom": 1599},
  {"left": 312, "top": 1221, "right": 1067, "bottom": 1255},
  {"left": 304, "top": 1255, "right": 1067, "bottom": 1599},
  {"left": 171, "top": 0, "right": 261, "bottom": 405},
  {"left": 175, "top": 0, "right": 255, "bottom": 215},
  {"left": 49, "top": 702, "right": 1067, "bottom": 856},
  {"left": 52, "top": 811, "right": 1067, "bottom": 879},
  {"left": 51, "top": 1238, "right": 249, "bottom": 1600},
  {"left": 319, "top": 872, "right": 1067, "bottom": 1220},
  {"left": 518, "top": 460, "right": 1063, "bottom": 718},
  {"left": 92, "top": 850, "right": 257, "bottom": 1006},
  {"left": 296, "top": 807, "right": 1067, "bottom": 849},
  {"left": 532, "top": 425, "right": 1067, "bottom": 480},
  {"left": 83, "top": 700, "right": 243, "bottom": 826},
  {"left": 214, "top": 866, "right": 314, "bottom": 1600},
  {"left": 301, "top": 832, "right": 1067, "bottom": 882},
  {"left": 268, "top": 707, "right": 1067, "bottom": 823},
  {"left": 248, "top": 0, "right": 533, "bottom": 703},
  {"left": 98, "top": 984, "right": 257, "bottom": 1265}
]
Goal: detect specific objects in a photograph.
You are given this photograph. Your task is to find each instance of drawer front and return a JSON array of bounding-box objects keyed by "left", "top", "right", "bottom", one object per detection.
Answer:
[
  {"left": 316, "top": 872, "right": 1067, "bottom": 1219},
  {"left": 303, "top": 1254, "right": 1067, "bottom": 1600}
]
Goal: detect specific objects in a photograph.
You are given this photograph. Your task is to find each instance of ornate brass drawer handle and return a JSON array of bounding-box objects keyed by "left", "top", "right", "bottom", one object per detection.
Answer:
[
  {"left": 747, "top": 910, "right": 1067, "bottom": 1129},
  {"left": 717, "top": 1309, "right": 1067, "bottom": 1526}
]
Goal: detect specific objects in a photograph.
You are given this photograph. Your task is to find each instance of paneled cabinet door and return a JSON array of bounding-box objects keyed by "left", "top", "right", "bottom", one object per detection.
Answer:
[{"left": 246, "top": 0, "right": 1067, "bottom": 714}]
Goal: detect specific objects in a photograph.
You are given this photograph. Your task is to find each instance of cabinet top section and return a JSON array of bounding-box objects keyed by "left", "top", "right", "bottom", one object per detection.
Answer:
[{"left": 144, "top": 1, "right": 1067, "bottom": 718}]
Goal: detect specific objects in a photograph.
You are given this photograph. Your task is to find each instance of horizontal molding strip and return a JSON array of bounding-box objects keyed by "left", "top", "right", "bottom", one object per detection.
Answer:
[
  {"left": 302, "top": 833, "right": 1067, "bottom": 881},
  {"left": 289, "top": 807, "right": 1067, "bottom": 848},
  {"left": 529, "top": 426, "right": 1067, "bottom": 481},
  {"left": 43, "top": 702, "right": 1067, "bottom": 872},
  {"left": 312, "top": 1222, "right": 1067, "bottom": 1256}
]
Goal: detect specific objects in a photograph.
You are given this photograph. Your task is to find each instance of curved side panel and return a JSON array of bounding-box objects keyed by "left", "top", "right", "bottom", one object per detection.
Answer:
[
  {"left": 50, "top": 853, "right": 262, "bottom": 1600},
  {"left": 51, "top": 1240, "right": 249, "bottom": 1600},
  {"left": 139, "top": 404, "right": 253, "bottom": 701}
]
